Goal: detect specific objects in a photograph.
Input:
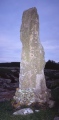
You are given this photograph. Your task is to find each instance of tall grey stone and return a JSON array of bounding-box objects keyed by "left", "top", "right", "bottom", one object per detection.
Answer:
[{"left": 14, "top": 7, "right": 54, "bottom": 107}]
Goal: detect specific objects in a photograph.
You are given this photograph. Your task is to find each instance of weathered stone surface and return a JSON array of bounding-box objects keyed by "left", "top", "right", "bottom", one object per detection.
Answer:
[{"left": 14, "top": 7, "right": 53, "bottom": 106}]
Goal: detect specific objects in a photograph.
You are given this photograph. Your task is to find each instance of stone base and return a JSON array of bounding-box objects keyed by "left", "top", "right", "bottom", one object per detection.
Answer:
[
  {"left": 13, "top": 87, "right": 54, "bottom": 108},
  {"left": 13, "top": 88, "right": 35, "bottom": 106}
]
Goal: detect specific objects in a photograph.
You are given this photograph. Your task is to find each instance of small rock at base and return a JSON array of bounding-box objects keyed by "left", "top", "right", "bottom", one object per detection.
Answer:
[
  {"left": 48, "top": 100, "right": 55, "bottom": 108},
  {"left": 35, "top": 110, "right": 40, "bottom": 112},
  {"left": 54, "top": 117, "right": 59, "bottom": 120},
  {"left": 13, "top": 108, "right": 33, "bottom": 115}
]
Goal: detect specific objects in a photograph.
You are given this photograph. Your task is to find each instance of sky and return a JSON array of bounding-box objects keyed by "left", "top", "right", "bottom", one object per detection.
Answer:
[{"left": 0, "top": 0, "right": 59, "bottom": 63}]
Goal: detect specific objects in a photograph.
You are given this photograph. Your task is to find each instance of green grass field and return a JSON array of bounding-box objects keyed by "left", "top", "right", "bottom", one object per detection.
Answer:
[{"left": 0, "top": 101, "right": 58, "bottom": 120}]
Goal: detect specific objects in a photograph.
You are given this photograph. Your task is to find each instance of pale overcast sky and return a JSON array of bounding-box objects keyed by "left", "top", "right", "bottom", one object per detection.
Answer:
[{"left": 0, "top": 0, "right": 59, "bottom": 63}]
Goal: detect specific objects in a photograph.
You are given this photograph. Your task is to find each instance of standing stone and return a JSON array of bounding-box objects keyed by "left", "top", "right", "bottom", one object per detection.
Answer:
[{"left": 14, "top": 7, "right": 53, "bottom": 107}]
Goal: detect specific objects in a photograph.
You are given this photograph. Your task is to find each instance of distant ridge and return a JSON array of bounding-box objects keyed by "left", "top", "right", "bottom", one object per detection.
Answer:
[
  {"left": 0, "top": 60, "right": 59, "bottom": 70},
  {"left": 0, "top": 62, "right": 20, "bottom": 67}
]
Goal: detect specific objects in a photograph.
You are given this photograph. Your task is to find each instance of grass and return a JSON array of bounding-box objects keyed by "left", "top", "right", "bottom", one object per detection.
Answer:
[{"left": 0, "top": 101, "right": 59, "bottom": 120}]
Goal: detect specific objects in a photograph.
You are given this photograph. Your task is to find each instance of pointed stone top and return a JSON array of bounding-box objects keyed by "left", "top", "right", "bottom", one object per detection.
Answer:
[
  {"left": 22, "top": 7, "right": 38, "bottom": 19},
  {"left": 24, "top": 7, "right": 37, "bottom": 13}
]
